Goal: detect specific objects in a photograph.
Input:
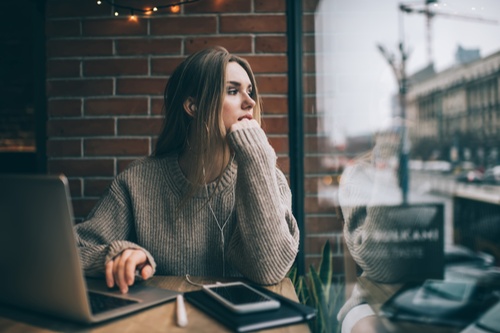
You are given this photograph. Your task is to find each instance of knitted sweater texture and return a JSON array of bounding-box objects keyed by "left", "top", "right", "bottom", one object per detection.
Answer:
[
  {"left": 337, "top": 161, "right": 438, "bottom": 322},
  {"left": 75, "top": 126, "right": 300, "bottom": 285}
]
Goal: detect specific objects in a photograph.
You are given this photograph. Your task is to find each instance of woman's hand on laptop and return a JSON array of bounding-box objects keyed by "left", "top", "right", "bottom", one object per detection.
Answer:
[{"left": 105, "top": 249, "right": 153, "bottom": 294}]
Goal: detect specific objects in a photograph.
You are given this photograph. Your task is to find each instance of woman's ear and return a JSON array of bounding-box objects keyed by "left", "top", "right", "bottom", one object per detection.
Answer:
[{"left": 183, "top": 98, "right": 196, "bottom": 117}]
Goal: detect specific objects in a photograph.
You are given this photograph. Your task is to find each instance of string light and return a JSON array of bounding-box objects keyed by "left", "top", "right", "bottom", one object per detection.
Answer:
[{"left": 96, "top": 0, "right": 201, "bottom": 18}]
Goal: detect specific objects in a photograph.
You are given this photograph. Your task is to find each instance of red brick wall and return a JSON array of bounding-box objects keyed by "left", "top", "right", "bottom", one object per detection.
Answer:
[
  {"left": 45, "top": 0, "right": 346, "bottom": 278},
  {"left": 45, "top": 0, "right": 289, "bottom": 221},
  {"left": 301, "top": 1, "right": 345, "bottom": 276}
]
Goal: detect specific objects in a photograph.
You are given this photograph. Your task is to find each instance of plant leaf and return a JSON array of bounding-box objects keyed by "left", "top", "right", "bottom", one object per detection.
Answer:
[
  {"left": 318, "top": 240, "right": 333, "bottom": 304},
  {"left": 310, "top": 265, "right": 331, "bottom": 332}
]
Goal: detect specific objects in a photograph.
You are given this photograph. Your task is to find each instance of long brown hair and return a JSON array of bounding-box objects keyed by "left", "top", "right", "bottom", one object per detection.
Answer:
[{"left": 153, "top": 46, "right": 262, "bottom": 196}]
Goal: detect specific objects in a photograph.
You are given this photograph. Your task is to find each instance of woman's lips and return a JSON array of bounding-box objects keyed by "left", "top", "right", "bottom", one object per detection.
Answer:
[{"left": 238, "top": 114, "right": 253, "bottom": 121}]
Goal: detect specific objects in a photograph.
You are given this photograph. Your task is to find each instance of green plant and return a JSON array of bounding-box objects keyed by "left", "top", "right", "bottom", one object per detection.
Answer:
[{"left": 288, "top": 240, "right": 344, "bottom": 333}]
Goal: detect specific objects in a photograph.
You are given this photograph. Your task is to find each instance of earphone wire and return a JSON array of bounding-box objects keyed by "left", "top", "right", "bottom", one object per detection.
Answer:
[{"left": 203, "top": 154, "right": 235, "bottom": 277}]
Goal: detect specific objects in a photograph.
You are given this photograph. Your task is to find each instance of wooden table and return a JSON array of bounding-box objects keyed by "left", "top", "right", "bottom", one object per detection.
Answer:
[
  {"left": 358, "top": 277, "right": 461, "bottom": 333},
  {"left": 0, "top": 276, "right": 310, "bottom": 333}
]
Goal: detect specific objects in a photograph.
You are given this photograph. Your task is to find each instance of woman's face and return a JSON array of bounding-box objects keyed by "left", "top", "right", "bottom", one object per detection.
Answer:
[{"left": 222, "top": 62, "right": 256, "bottom": 131}]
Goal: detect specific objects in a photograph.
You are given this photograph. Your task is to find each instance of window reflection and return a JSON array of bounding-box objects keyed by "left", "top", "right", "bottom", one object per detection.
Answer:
[{"left": 303, "top": 0, "right": 500, "bottom": 331}]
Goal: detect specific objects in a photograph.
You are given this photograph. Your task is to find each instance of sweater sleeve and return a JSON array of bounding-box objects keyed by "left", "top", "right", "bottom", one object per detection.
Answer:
[
  {"left": 339, "top": 164, "right": 437, "bottom": 283},
  {"left": 226, "top": 126, "right": 300, "bottom": 285},
  {"left": 74, "top": 177, "right": 157, "bottom": 277}
]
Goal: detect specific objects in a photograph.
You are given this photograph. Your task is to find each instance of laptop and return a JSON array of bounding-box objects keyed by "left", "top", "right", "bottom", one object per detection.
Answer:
[{"left": 0, "top": 174, "right": 179, "bottom": 324}]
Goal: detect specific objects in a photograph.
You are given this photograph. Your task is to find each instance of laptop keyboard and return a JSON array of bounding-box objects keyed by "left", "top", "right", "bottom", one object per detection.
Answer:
[{"left": 88, "top": 292, "right": 139, "bottom": 314}]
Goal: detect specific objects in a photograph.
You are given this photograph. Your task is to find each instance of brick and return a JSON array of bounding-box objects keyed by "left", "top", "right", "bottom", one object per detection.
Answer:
[
  {"left": 303, "top": 54, "right": 316, "bottom": 74},
  {"left": 305, "top": 256, "right": 344, "bottom": 274},
  {"left": 47, "top": 40, "right": 113, "bottom": 57},
  {"left": 185, "top": 0, "right": 251, "bottom": 13},
  {"left": 303, "top": 96, "right": 316, "bottom": 114},
  {"left": 261, "top": 116, "right": 288, "bottom": 135},
  {"left": 47, "top": 119, "right": 115, "bottom": 137},
  {"left": 85, "top": 138, "right": 150, "bottom": 156},
  {"left": 47, "top": 59, "right": 81, "bottom": 78},
  {"left": 245, "top": 55, "right": 287, "bottom": 73},
  {"left": 185, "top": 36, "right": 252, "bottom": 54},
  {"left": 116, "top": 78, "right": 166, "bottom": 95},
  {"left": 84, "top": 58, "right": 148, "bottom": 76},
  {"left": 255, "top": 36, "right": 287, "bottom": 53},
  {"left": 117, "top": 158, "right": 137, "bottom": 173},
  {"left": 277, "top": 156, "right": 289, "bottom": 174},
  {"left": 303, "top": 13, "right": 315, "bottom": 33},
  {"left": 303, "top": 35, "right": 315, "bottom": 53},
  {"left": 267, "top": 135, "right": 288, "bottom": 154},
  {"left": 306, "top": 215, "right": 343, "bottom": 234},
  {"left": 47, "top": 79, "right": 113, "bottom": 97},
  {"left": 303, "top": 0, "right": 321, "bottom": 13},
  {"left": 67, "top": 178, "right": 82, "bottom": 197},
  {"left": 305, "top": 196, "right": 337, "bottom": 214},
  {"left": 220, "top": 15, "right": 286, "bottom": 33},
  {"left": 47, "top": 139, "right": 82, "bottom": 157},
  {"left": 261, "top": 96, "right": 287, "bottom": 115},
  {"left": 151, "top": 17, "right": 217, "bottom": 35},
  {"left": 45, "top": 20, "right": 81, "bottom": 37},
  {"left": 304, "top": 176, "right": 320, "bottom": 193},
  {"left": 48, "top": 99, "right": 82, "bottom": 117},
  {"left": 48, "top": 159, "right": 115, "bottom": 177},
  {"left": 46, "top": 0, "right": 109, "bottom": 18},
  {"left": 117, "top": 118, "right": 163, "bottom": 135},
  {"left": 304, "top": 155, "right": 326, "bottom": 173},
  {"left": 255, "top": 0, "right": 286, "bottom": 12},
  {"left": 304, "top": 116, "right": 321, "bottom": 134},
  {"left": 305, "top": 237, "right": 338, "bottom": 254},
  {"left": 255, "top": 75, "right": 287, "bottom": 94},
  {"left": 116, "top": 38, "right": 182, "bottom": 55},
  {"left": 72, "top": 198, "right": 99, "bottom": 219},
  {"left": 303, "top": 75, "right": 316, "bottom": 94},
  {"left": 151, "top": 98, "right": 165, "bottom": 115},
  {"left": 82, "top": 18, "right": 148, "bottom": 37},
  {"left": 84, "top": 178, "right": 113, "bottom": 197},
  {"left": 85, "top": 98, "right": 148, "bottom": 116},
  {"left": 305, "top": 136, "right": 337, "bottom": 154},
  {"left": 151, "top": 58, "right": 184, "bottom": 75}
]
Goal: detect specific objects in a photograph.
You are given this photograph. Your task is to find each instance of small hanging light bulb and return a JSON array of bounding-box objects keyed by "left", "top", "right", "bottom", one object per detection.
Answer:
[
  {"left": 170, "top": 5, "right": 180, "bottom": 13},
  {"left": 129, "top": 10, "right": 138, "bottom": 22},
  {"left": 114, "top": 11, "right": 119, "bottom": 16},
  {"left": 153, "top": 7, "right": 158, "bottom": 12},
  {"left": 96, "top": 0, "right": 102, "bottom": 5}
]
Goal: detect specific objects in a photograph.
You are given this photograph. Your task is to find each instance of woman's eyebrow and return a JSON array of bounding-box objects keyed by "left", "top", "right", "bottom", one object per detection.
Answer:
[{"left": 227, "top": 81, "right": 252, "bottom": 89}]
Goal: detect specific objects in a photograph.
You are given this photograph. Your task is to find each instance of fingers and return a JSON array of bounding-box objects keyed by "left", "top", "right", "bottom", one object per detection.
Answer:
[
  {"left": 140, "top": 264, "right": 154, "bottom": 280},
  {"left": 105, "top": 249, "right": 149, "bottom": 293},
  {"left": 230, "top": 118, "right": 259, "bottom": 133}
]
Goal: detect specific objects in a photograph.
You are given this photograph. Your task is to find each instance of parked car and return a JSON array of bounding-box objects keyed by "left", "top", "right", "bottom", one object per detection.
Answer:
[
  {"left": 455, "top": 170, "right": 483, "bottom": 184},
  {"left": 424, "top": 160, "right": 452, "bottom": 173},
  {"left": 482, "top": 166, "right": 500, "bottom": 185}
]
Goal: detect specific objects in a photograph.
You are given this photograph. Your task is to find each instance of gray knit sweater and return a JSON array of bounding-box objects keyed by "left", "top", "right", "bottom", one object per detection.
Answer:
[
  {"left": 337, "top": 161, "right": 438, "bottom": 322},
  {"left": 75, "top": 126, "right": 300, "bottom": 285}
]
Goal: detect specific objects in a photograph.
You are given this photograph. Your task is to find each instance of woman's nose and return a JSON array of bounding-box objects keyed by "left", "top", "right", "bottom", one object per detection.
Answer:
[{"left": 243, "top": 92, "right": 256, "bottom": 109}]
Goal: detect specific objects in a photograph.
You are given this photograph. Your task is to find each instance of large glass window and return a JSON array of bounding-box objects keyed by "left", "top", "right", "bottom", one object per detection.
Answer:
[{"left": 299, "top": 1, "right": 500, "bottom": 332}]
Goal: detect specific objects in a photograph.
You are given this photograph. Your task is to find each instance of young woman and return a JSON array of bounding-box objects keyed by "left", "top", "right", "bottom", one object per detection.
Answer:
[{"left": 75, "top": 46, "right": 299, "bottom": 294}]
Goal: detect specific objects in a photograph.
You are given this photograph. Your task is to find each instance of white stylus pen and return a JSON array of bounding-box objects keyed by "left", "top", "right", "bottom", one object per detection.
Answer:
[{"left": 176, "top": 294, "right": 188, "bottom": 327}]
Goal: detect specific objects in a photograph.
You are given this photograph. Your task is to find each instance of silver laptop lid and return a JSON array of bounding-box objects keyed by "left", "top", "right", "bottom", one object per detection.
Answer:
[
  {"left": 0, "top": 174, "right": 180, "bottom": 325},
  {"left": 0, "top": 174, "right": 92, "bottom": 322}
]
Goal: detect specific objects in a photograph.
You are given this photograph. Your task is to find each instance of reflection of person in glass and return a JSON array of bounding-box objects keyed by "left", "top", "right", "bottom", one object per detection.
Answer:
[{"left": 337, "top": 131, "right": 438, "bottom": 333}]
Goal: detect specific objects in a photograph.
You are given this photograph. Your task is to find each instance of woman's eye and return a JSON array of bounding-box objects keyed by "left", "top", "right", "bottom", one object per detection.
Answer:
[{"left": 227, "top": 89, "right": 238, "bottom": 95}]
